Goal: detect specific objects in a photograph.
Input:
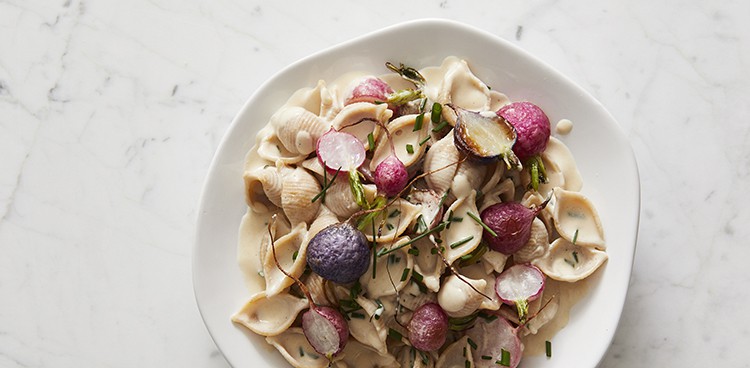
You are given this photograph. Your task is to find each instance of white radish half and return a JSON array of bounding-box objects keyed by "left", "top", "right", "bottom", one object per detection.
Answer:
[
  {"left": 494, "top": 263, "right": 545, "bottom": 323},
  {"left": 316, "top": 129, "right": 366, "bottom": 172}
]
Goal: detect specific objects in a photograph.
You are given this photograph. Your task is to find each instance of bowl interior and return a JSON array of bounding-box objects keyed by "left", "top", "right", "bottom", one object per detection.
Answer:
[{"left": 193, "top": 19, "right": 639, "bottom": 368}]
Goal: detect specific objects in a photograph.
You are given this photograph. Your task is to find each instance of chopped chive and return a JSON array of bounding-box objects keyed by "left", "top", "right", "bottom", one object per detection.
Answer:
[
  {"left": 386, "top": 223, "right": 394, "bottom": 231},
  {"left": 412, "top": 270, "right": 424, "bottom": 283},
  {"left": 572, "top": 229, "right": 579, "bottom": 244},
  {"left": 564, "top": 258, "right": 576, "bottom": 267},
  {"left": 419, "top": 350, "right": 429, "bottom": 365},
  {"left": 499, "top": 349, "right": 510, "bottom": 366},
  {"left": 431, "top": 120, "right": 448, "bottom": 132},
  {"left": 407, "top": 248, "right": 420, "bottom": 256},
  {"left": 438, "top": 188, "right": 451, "bottom": 208},
  {"left": 431, "top": 103, "right": 442, "bottom": 123},
  {"left": 465, "top": 360, "right": 471, "bottom": 368},
  {"left": 367, "top": 132, "right": 375, "bottom": 150},
  {"left": 450, "top": 216, "right": 464, "bottom": 222},
  {"left": 546, "top": 340, "right": 552, "bottom": 358},
  {"left": 311, "top": 165, "right": 341, "bottom": 203},
  {"left": 413, "top": 113, "right": 424, "bottom": 131},
  {"left": 460, "top": 253, "right": 473, "bottom": 261},
  {"left": 406, "top": 144, "right": 414, "bottom": 154},
  {"left": 349, "top": 280, "right": 362, "bottom": 299},
  {"left": 389, "top": 209, "right": 401, "bottom": 218},
  {"left": 482, "top": 356, "right": 492, "bottom": 360},
  {"left": 431, "top": 247, "right": 438, "bottom": 255},
  {"left": 299, "top": 346, "right": 305, "bottom": 357},
  {"left": 400, "top": 268, "right": 411, "bottom": 282},
  {"left": 378, "top": 222, "right": 446, "bottom": 256},
  {"left": 292, "top": 250, "right": 298, "bottom": 261},
  {"left": 478, "top": 312, "right": 498, "bottom": 322},
  {"left": 419, "top": 135, "right": 430, "bottom": 146},
  {"left": 463, "top": 347, "right": 467, "bottom": 357},
  {"left": 466, "top": 211, "right": 498, "bottom": 237},
  {"left": 350, "top": 312, "right": 365, "bottom": 319},
  {"left": 415, "top": 215, "right": 428, "bottom": 234},
  {"left": 388, "top": 328, "right": 402, "bottom": 340},
  {"left": 450, "top": 236, "right": 474, "bottom": 249},
  {"left": 467, "top": 338, "right": 478, "bottom": 350},
  {"left": 573, "top": 250, "right": 579, "bottom": 263}
]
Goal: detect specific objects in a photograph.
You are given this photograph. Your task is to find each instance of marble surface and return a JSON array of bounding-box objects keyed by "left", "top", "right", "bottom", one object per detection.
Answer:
[{"left": 1, "top": 1, "right": 749, "bottom": 367}]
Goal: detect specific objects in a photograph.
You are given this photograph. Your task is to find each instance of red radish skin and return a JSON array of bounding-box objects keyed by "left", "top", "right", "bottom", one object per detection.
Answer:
[
  {"left": 480, "top": 202, "right": 538, "bottom": 254},
  {"left": 495, "top": 264, "right": 545, "bottom": 323},
  {"left": 316, "top": 129, "right": 366, "bottom": 174},
  {"left": 497, "top": 102, "right": 550, "bottom": 161},
  {"left": 302, "top": 306, "right": 349, "bottom": 358},
  {"left": 374, "top": 155, "right": 409, "bottom": 197},
  {"left": 408, "top": 303, "right": 449, "bottom": 352}
]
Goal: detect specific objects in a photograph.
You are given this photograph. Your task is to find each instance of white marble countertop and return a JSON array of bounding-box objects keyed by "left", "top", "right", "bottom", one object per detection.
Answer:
[{"left": 2, "top": 1, "right": 749, "bottom": 367}]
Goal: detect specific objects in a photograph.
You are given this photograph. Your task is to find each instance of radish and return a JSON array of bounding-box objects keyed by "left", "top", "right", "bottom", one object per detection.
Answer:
[
  {"left": 495, "top": 264, "right": 545, "bottom": 323},
  {"left": 408, "top": 303, "right": 449, "bottom": 352},
  {"left": 316, "top": 129, "right": 366, "bottom": 174},
  {"left": 374, "top": 155, "right": 409, "bottom": 197},
  {"left": 465, "top": 316, "right": 523, "bottom": 368},
  {"left": 450, "top": 105, "right": 520, "bottom": 168},
  {"left": 480, "top": 200, "right": 548, "bottom": 254},
  {"left": 497, "top": 101, "right": 550, "bottom": 161},
  {"left": 266, "top": 215, "right": 350, "bottom": 360},
  {"left": 345, "top": 76, "right": 394, "bottom": 106},
  {"left": 301, "top": 306, "right": 349, "bottom": 359}
]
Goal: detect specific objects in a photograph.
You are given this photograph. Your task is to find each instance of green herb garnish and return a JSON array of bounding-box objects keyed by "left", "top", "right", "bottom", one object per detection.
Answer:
[
  {"left": 546, "top": 340, "right": 552, "bottom": 358},
  {"left": 572, "top": 229, "right": 579, "bottom": 244},
  {"left": 367, "top": 132, "right": 375, "bottom": 151},
  {"left": 432, "top": 120, "right": 448, "bottom": 132},
  {"left": 311, "top": 165, "right": 341, "bottom": 203},
  {"left": 400, "top": 268, "right": 410, "bottom": 282},
  {"left": 419, "top": 135, "right": 430, "bottom": 146},
  {"left": 449, "top": 235, "right": 474, "bottom": 249},
  {"left": 413, "top": 113, "right": 424, "bottom": 131},
  {"left": 406, "top": 144, "right": 414, "bottom": 154},
  {"left": 467, "top": 211, "right": 498, "bottom": 237},
  {"left": 467, "top": 337, "right": 478, "bottom": 350},
  {"left": 431, "top": 103, "right": 442, "bottom": 123}
]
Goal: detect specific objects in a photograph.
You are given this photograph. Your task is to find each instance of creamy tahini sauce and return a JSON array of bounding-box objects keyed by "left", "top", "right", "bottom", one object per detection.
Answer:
[{"left": 556, "top": 118, "right": 573, "bottom": 135}]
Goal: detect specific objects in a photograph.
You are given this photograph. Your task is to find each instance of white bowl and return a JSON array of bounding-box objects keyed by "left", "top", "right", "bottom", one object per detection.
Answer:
[{"left": 193, "top": 19, "right": 640, "bottom": 368}]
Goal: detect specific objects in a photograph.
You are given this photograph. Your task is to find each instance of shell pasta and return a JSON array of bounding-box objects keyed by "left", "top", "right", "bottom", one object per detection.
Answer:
[{"left": 233, "top": 57, "right": 607, "bottom": 368}]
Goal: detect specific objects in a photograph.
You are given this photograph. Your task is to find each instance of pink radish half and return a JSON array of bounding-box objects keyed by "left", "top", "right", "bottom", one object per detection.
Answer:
[
  {"left": 345, "top": 76, "right": 394, "bottom": 105},
  {"left": 495, "top": 264, "right": 545, "bottom": 323},
  {"left": 316, "top": 129, "right": 366, "bottom": 173},
  {"left": 302, "top": 306, "right": 349, "bottom": 359},
  {"left": 465, "top": 316, "right": 523, "bottom": 368}
]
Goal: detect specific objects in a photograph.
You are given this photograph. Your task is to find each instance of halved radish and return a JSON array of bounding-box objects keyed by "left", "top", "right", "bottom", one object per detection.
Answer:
[
  {"left": 316, "top": 129, "right": 366, "bottom": 173},
  {"left": 494, "top": 264, "right": 545, "bottom": 323}
]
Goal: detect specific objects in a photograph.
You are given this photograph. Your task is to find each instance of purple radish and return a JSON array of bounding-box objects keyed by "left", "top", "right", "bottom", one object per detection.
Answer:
[
  {"left": 316, "top": 129, "right": 366, "bottom": 174},
  {"left": 345, "top": 76, "right": 394, "bottom": 106},
  {"left": 465, "top": 316, "right": 523, "bottom": 368},
  {"left": 374, "top": 155, "right": 409, "bottom": 197},
  {"left": 480, "top": 201, "right": 546, "bottom": 254},
  {"left": 306, "top": 222, "right": 370, "bottom": 284},
  {"left": 497, "top": 102, "right": 550, "bottom": 161},
  {"left": 302, "top": 306, "right": 349, "bottom": 359},
  {"left": 450, "top": 104, "right": 519, "bottom": 168},
  {"left": 408, "top": 303, "right": 449, "bottom": 352},
  {"left": 495, "top": 264, "right": 545, "bottom": 323},
  {"left": 266, "top": 215, "right": 350, "bottom": 359}
]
